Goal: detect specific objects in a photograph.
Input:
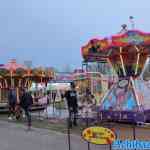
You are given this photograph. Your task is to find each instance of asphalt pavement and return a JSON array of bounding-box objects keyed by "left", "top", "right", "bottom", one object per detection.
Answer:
[{"left": 0, "top": 120, "right": 109, "bottom": 150}]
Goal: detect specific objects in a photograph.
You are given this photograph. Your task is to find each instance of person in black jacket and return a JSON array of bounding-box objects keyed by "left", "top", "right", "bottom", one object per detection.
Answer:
[
  {"left": 8, "top": 88, "right": 17, "bottom": 120},
  {"left": 64, "top": 82, "right": 78, "bottom": 128},
  {"left": 20, "top": 89, "right": 33, "bottom": 130}
]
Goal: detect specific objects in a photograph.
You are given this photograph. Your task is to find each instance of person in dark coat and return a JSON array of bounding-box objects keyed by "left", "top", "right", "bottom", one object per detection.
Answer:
[
  {"left": 8, "top": 88, "right": 17, "bottom": 120},
  {"left": 64, "top": 82, "right": 78, "bottom": 128},
  {"left": 20, "top": 89, "right": 33, "bottom": 129}
]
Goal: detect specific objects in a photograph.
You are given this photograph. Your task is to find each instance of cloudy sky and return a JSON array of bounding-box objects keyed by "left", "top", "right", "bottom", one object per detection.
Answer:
[{"left": 0, "top": 0, "right": 149, "bottom": 70}]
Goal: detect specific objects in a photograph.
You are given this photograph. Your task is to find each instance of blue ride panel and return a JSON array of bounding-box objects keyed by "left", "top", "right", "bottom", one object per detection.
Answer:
[{"left": 100, "top": 79, "right": 138, "bottom": 111}]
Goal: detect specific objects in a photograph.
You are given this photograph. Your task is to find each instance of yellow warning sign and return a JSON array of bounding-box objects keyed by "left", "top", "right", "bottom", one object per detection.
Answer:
[{"left": 82, "top": 126, "right": 116, "bottom": 145}]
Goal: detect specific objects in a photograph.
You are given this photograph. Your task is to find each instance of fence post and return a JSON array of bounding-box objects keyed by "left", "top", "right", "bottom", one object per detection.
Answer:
[
  {"left": 67, "top": 117, "right": 71, "bottom": 150},
  {"left": 109, "top": 144, "right": 112, "bottom": 150},
  {"left": 86, "top": 112, "right": 91, "bottom": 150},
  {"left": 133, "top": 123, "right": 136, "bottom": 150},
  {"left": 133, "top": 124, "right": 136, "bottom": 140}
]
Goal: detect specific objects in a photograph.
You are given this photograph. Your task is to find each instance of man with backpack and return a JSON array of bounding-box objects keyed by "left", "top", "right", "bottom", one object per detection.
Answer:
[{"left": 20, "top": 89, "right": 33, "bottom": 130}]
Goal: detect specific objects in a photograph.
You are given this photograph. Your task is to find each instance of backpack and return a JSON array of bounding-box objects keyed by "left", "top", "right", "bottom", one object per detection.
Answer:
[{"left": 20, "top": 92, "right": 33, "bottom": 108}]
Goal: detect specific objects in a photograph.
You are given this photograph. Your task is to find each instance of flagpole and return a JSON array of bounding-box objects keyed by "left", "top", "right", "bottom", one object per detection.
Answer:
[
  {"left": 129, "top": 16, "right": 135, "bottom": 29},
  {"left": 10, "top": 70, "right": 13, "bottom": 88}
]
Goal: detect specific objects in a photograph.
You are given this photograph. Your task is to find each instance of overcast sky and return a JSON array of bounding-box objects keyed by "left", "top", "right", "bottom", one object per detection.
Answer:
[{"left": 0, "top": 0, "right": 149, "bottom": 70}]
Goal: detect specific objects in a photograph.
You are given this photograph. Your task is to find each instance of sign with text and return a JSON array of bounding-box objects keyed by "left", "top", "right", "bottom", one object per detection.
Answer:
[{"left": 82, "top": 126, "right": 116, "bottom": 145}]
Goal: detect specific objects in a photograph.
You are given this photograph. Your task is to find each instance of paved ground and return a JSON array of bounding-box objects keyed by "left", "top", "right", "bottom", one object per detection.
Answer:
[
  {"left": 0, "top": 120, "right": 109, "bottom": 150},
  {"left": 0, "top": 119, "right": 150, "bottom": 150}
]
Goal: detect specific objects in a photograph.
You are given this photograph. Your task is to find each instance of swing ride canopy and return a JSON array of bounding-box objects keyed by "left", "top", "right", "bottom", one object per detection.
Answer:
[
  {"left": 0, "top": 60, "right": 55, "bottom": 88},
  {"left": 81, "top": 30, "right": 150, "bottom": 77}
]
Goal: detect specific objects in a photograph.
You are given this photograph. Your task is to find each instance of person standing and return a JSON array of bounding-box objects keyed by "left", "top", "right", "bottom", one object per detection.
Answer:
[
  {"left": 64, "top": 82, "right": 78, "bottom": 128},
  {"left": 8, "top": 88, "right": 17, "bottom": 120},
  {"left": 81, "top": 91, "right": 96, "bottom": 118},
  {"left": 20, "top": 89, "right": 33, "bottom": 130}
]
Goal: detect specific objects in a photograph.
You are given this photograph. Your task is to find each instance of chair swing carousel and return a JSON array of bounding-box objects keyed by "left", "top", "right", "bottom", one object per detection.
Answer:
[{"left": 81, "top": 29, "right": 150, "bottom": 123}]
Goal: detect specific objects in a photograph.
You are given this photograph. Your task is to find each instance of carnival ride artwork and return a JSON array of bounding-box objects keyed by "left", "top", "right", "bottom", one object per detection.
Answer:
[
  {"left": 0, "top": 59, "right": 28, "bottom": 89},
  {"left": 0, "top": 59, "right": 55, "bottom": 104},
  {"left": 81, "top": 30, "right": 150, "bottom": 123}
]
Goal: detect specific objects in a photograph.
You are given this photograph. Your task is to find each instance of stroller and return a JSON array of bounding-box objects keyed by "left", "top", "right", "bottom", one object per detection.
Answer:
[{"left": 15, "top": 104, "right": 22, "bottom": 120}]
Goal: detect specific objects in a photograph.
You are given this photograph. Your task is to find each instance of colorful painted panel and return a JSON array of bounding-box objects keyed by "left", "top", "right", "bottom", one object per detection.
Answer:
[
  {"left": 123, "top": 90, "right": 137, "bottom": 110},
  {"left": 81, "top": 39, "right": 110, "bottom": 61},
  {"left": 101, "top": 79, "right": 138, "bottom": 111},
  {"left": 112, "top": 30, "right": 150, "bottom": 47},
  {"left": 134, "top": 79, "right": 150, "bottom": 110}
]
